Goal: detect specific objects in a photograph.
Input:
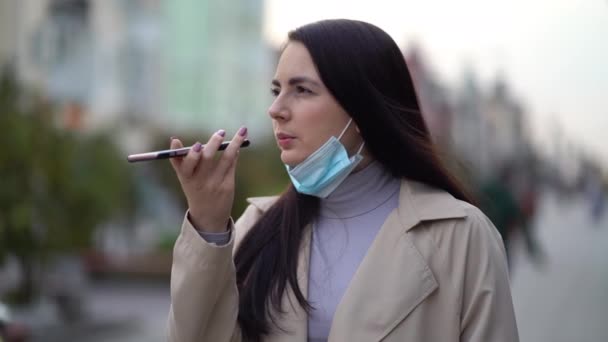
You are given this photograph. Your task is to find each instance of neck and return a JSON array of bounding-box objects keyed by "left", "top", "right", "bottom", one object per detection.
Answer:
[
  {"left": 319, "top": 160, "right": 400, "bottom": 218},
  {"left": 353, "top": 155, "right": 373, "bottom": 173},
  {"left": 351, "top": 146, "right": 373, "bottom": 172},
  {"left": 345, "top": 133, "right": 370, "bottom": 173}
]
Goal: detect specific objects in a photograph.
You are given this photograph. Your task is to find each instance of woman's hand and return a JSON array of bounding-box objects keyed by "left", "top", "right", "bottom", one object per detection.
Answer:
[{"left": 169, "top": 127, "right": 248, "bottom": 233}]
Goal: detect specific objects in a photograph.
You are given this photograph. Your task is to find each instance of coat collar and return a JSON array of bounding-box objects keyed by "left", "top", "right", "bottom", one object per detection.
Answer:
[
  {"left": 246, "top": 179, "right": 468, "bottom": 226},
  {"left": 245, "top": 179, "right": 468, "bottom": 341},
  {"left": 396, "top": 179, "right": 468, "bottom": 231}
]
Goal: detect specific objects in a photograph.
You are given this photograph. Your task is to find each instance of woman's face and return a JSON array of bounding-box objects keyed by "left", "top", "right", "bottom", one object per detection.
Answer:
[{"left": 268, "top": 41, "right": 363, "bottom": 167}]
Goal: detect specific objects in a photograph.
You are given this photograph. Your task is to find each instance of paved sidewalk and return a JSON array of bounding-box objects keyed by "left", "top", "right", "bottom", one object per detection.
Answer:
[
  {"left": 13, "top": 279, "right": 170, "bottom": 342},
  {"left": 510, "top": 192, "right": 608, "bottom": 342}
]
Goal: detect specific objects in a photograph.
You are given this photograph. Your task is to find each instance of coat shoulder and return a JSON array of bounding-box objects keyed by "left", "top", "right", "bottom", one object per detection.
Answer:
[
  {"left": 414, "top": 199, "right": 508, "bottom": 267},
  {"left": 454, "top": 200, "right": 505, "bottom": 244},
  {"left": 246, "top": 195, "right": 280, "bottom": 212}
]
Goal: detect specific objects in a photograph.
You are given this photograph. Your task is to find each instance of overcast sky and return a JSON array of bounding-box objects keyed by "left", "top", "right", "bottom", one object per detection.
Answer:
[{"left": 263, "top": 0, "right": 608, "bottom": 166}]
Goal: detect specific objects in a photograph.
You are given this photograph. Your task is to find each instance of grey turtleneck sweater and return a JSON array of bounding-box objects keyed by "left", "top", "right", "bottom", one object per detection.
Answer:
[
  {"left": 307, "top": 161, "right": 400, "bottom": 341},
  {"left": 197, "top": 161, "right": 401, "bottom": 342}
]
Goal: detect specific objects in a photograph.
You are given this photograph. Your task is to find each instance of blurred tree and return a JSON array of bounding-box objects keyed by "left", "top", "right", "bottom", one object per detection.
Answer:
[{"left": 0, "top": 71, "right": 136, "bottom": 303}]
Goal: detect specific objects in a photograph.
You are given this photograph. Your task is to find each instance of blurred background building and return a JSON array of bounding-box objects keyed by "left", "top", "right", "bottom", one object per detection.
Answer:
[{"left": 2, "top": 0, "right": 272, "bottom": 145}]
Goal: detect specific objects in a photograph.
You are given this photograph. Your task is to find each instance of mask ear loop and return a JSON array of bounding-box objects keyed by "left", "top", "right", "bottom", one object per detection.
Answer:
[
  {"left": 338, "top": 118, "right": 366, "bottom": 156},
  {"left": 337, "top": 118, "right": 353, "bottom": 140},
  {"left": 350, "top": 120, "right": 366, "bottom": 155},
  {"left": 356, "top": 141, "right": 365, "bottom": 154}
]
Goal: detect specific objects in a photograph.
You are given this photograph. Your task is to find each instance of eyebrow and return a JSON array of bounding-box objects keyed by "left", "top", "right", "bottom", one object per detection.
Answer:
[{"left": 271, "top": 76, "right": 321, "bottom": 88}]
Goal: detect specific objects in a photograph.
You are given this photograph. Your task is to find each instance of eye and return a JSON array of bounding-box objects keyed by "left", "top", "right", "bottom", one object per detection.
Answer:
[
  {"left": 295, "top": 85, "right": 313, "bottom": 95},
  {"left": 270, "top": 87, "right": 280, "bottom": 97}
]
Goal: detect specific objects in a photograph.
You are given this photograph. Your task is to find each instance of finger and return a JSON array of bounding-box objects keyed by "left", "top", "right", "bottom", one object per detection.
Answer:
[
  {"left": 201, "top": 129, "right": 226, "bottom": 161},
  {"left": 222, "top": 149, "right": 240, "bottom": 182},
  {"left": 169, "top": 137, "right": 184, "bottom": 171},
  {"left": 217, "top": 127, "right": 247, "bottom": 176},
  {"left": 181, "top": 142, "right": 203, "bottom": 177}
]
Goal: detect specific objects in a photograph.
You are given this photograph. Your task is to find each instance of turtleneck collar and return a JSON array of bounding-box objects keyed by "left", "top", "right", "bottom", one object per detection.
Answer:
[{"left": 319, "top": 161, "right": 401, "bottom": 219}]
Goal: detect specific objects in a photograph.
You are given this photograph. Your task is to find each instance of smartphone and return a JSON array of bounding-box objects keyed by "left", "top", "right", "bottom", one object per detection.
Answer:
[{"left": 127, "top": 139, "right": 251, "bottom": 163}]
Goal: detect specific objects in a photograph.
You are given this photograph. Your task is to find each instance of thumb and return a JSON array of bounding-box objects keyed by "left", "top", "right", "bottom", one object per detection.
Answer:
[{"left": 169, "top": 137, "right": 184, "bottom": 172}]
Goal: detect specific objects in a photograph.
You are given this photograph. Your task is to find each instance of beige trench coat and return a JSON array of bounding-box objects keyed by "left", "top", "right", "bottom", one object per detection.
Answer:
[{"left": 167, "top": 180, "right": 519, "bottom": 342}]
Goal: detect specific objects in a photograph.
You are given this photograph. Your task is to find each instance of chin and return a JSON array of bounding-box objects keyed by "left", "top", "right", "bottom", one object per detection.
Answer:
[{"left": 280, "top": 151, "right": 305, "bottom": 168}]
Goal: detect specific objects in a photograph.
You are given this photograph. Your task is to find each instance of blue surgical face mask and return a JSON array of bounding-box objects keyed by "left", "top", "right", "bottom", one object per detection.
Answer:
[{"left": 286, "top": 118, "right": 365, "bottom": 198}]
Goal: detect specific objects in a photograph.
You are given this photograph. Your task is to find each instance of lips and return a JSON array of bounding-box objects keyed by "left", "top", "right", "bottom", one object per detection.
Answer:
[
  {"left": 276, "top": 132, "right": 295, "bottom": 140},
  {"left": 276, "top": 132, "right": 295, "bottom": 148}
]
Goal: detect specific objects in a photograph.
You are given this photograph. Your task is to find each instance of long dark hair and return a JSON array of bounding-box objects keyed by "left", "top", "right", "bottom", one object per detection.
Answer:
[{"left": 234, "top": 19, "right": 472, "bottom": 341}]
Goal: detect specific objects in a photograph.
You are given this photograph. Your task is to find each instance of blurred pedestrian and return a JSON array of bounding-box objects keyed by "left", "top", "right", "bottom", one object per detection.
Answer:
[
  {"left": 165, "top": 19, "right": 518, "bottom": 342},
  {"left": 515, "top": 168, "right": 546, "bottom": 265},
  {"left": 478, "top": 166, "right": 521, "bottom": 267},
  {"left": 586, "top": 169, "right": 606, "bottom": 224},
  {"left": 479, "top": 163, "right": 546, "bottom": 269}
]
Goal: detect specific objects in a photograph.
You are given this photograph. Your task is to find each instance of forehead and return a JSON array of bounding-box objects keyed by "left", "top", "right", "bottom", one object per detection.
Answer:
[{"left": 274, "top": 42, "right": 320, "bottom": 81}]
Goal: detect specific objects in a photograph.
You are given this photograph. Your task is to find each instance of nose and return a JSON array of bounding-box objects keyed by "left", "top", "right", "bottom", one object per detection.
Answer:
[{"left": 268, "top": 97, "right": 289, "bottom": 121}]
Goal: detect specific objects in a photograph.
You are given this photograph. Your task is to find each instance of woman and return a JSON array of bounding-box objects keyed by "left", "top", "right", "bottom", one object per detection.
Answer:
[{"left": 166, "top": 19, "right": 519, "bottom": 342}]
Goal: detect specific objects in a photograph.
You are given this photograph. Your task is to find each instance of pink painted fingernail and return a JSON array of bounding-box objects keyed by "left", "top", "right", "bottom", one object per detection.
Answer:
[
  {"left": 217, "top": 129, "right": 226, "bottom": 137},
  {"left": 238, "top": 127, "right": 247, "bottom": 136},
  {"left": 193, "top": 142, "right": 202, "bottom": 152}
]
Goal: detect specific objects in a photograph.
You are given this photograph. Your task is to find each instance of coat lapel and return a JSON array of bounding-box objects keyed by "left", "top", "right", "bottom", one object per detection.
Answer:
[
  {"left": 326, "top": 210, "right": 438, "bottom": 341},
  {"left": 327, "top": 180, "right": 467, "bottom": 341}
]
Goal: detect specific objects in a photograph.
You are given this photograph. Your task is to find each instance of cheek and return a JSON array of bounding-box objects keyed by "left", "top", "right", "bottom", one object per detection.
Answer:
[
  {"left": 295, "top": 104, "right": 336, "bottom": 144},
  {"left": 282, "top": 133, "right": 328, "bottom": 167},
  {"left": 283, "top": 97, "right": 348, "bottom": 165}
]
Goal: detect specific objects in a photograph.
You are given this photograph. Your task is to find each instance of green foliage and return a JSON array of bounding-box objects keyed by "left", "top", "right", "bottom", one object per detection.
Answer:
[
  {"left": 156, "top": 230, "right": 179, "bottom": 252},
  {"left": 0, "top": 72, "right": 136, "bottom": 271}
]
